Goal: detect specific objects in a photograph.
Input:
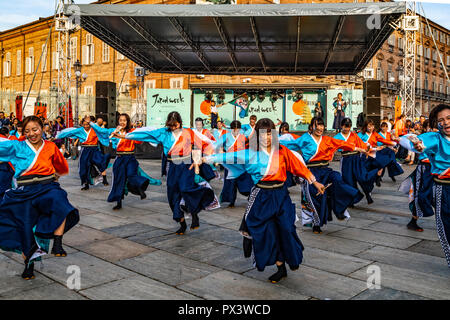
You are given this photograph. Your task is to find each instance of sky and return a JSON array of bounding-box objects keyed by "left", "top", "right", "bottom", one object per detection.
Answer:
[{"left": 0, "top": 0, "right": 449, "bottom": 32}]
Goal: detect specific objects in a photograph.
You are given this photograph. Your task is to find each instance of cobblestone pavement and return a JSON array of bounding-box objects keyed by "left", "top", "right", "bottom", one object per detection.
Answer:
[{"left": 1, "top": 158, "right": 449, "bottom": 300}]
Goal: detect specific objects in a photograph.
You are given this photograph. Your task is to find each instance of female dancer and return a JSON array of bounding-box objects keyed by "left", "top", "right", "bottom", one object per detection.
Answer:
[
  {"left": 280, "top": 117, "right": 367, "bottom": 234},
  {"left": 0, "top": 116, "right": 79, "bottom": 280},
  {"left": 9, "top": 121, "right": 23, "bottom": 139},
  {"left": 334, "top": 118, "right": 377, "bottom": 205},
  {"left": 89, "top": 113, "right": 161, "bottom": 210},
  {"left": 401, "top": 120, "right": 435, "bottom": 232},
  {"left": 57, "top": 115, "right": 111, "bottom": 190},
  {"left": 125, "top": 111, "right": 216, "bottom": 234},
  {"left": 212, "top": 120, "right": 228, "bottom": 141},
  {"left": 401, "top": 104, "right": 450, "bottom": 267},
  {"left": 0, "top": 126, "right": 16, "bottom": 198},
  {"left": 194, "top": 117, "right": 217, "bottom": 181},
  {"left": 214, "top": 120, "right": 253, "bottom": 208},
  {"left": 204, "top": 118, "right": 325, "bottom": 283},
  {"left": 278, "top": 122, "right": 300, "bottom": 188},
  {"left": 357, "top": 119, "right": 403, "bottom": 186}
]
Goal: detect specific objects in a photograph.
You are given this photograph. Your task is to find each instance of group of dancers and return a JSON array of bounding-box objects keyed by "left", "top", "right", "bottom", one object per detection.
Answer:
[{"left": 0, "top": 104, "right": 448, "bottom": 284}]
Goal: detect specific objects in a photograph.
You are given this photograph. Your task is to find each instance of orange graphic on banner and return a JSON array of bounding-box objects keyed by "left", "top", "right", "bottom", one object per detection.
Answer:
[
  {"left": 34, "top": 102, "right": 47, "bottom": 119},
  {"left": 200, "top": 100, "right": 212, "bottom": 115},
  {"left": 292, "top": 99, "right": 312, "bottom": 123}
]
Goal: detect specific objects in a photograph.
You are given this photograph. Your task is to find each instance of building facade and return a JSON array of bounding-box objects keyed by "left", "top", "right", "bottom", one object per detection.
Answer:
[{"left": 0, "top": 0, "right": 449, "bottom": 126}]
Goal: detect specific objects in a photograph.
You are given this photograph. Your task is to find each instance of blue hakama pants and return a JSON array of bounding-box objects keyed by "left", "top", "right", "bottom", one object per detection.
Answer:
[
  {"left": 0, "top": 162, "right": 14, "bottom": 198},
  {"left": 0, "top": 182, "right": 79, "bottom": 260},
  {"left": 220, "top": 169, "right": 254, "bottom": 205},
  {"left": 433, "top": 181, "right": 450, "bottom": 267},
  {"left": 305, "top": 167, "right": 362, "bottom": 227},
  {"left": 108, "top": 155, "right": 150, "bottom": 203},
  {"left": 78, "top": 146, "right": 111, "bottom": 185},
  {"left": 341, "top": 154, "right": 379, "bottom": 202},
  {"left": 166, "top": 161, "right": 215, "bottom": 222},
  {"left": 240, "top": 185, "right": 304, "bottom": 272}
]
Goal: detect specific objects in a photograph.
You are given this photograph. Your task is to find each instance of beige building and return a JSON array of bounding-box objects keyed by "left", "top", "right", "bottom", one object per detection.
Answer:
[{"left": 0, "top": 0, "right": 449, "bottom": 124}]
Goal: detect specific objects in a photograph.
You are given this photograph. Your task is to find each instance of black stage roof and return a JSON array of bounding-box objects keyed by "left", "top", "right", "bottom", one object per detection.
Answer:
[{"left": 65, "top": 2, "right": 406, "bottom": 75}]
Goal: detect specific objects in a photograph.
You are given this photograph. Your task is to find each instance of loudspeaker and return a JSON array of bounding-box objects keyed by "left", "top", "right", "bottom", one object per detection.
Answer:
[
  {"left": 96, "top": 81, "right": 116, "bottom": 99},
  {"left": 96, "top": 81, "right": 117, "bottom": 128},
  {"left": 364, "top": 80, "right": 381, "bottom": 98},
  {"left": 364, "top": 97, "right": 381, "bottom": 116}
]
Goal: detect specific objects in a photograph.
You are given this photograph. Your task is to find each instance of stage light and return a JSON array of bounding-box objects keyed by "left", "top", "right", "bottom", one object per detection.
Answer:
[{"left": 258, "top": 90, "right": 266, "bottom": 101}]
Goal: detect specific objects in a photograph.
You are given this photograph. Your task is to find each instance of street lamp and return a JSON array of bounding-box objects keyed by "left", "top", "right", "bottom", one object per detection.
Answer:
[{"left": 74, "top": 59, "right": 87, "bottom": 126}]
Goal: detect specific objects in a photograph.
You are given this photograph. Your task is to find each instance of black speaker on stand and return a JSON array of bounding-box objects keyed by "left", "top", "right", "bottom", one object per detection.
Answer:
[
  {"left": 363, "top": 80, "right": 381, "bottom": 129},
  {"left": 95, "top": 81, "right": 117, "bottom": 129}
]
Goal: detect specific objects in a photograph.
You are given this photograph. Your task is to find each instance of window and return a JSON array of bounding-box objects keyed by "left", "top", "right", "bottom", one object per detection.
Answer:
[
  {"left": 26, "top": 47, "right": 34, "bottom": 74},
  {"left": 52, "top": 41, "right": 61, "bottom": 70},
  {"left": 424, "top": 74, "right": 428, "bottom": 90},
  {"left": 144, "top": 79, "right": 156, "bottom": 91},
  {"left": 41, "top": 43, "right": 48, "bottom": 72},
  {"left": 16, "top": 50, "right": 21, "bottom": 75},
  {"left": 84, "top": 86, "right": 93, "bottom": 96},
  {"left": 69, "top": 37, "right": 77, "bottom": 66},
  {"left": 70, "top": 87, "right": 77, "bottom": 98},
  {"left": 439, "top": 80, "right": 443, "bottom": 93},
  {"left": 376, "top": 62, "right": 383, "bottom": 80},
  {"left": 83, "top": 33, "right": 95, "bottom": 65},
  {"left": 102, "top": 43, "right": 110, "bottom": 63},
  {"left": 117, "top": 51, "right": 125, "bottom": 61},
  {"left": 388, "top": 34, "right": 395, "bottom": 46},
  {"left": 3, "top": 52, "right": 11, "bottom": 77},
  {"left": 432, "top": 49, "right": 437, "bottom": 62},
  {"left": 417, "top": 44, "right": 423, "bottom": 56},
  {"left": 170, "top": 77, "right": 183, "bottom": 89},
  {"left": 432, "top": 76, "right": 436, "bottom": 92},
  {"left": 398, "top": 37, "right": 403, "bottom": 51},
  {"left": 447, "top": 55, "right": 450, "bottom": 67}
]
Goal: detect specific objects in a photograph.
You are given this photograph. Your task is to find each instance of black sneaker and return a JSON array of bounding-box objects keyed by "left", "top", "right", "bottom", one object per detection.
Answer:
[
  {"left": 407, "top": 218, "right": 424, "bottom": 232},
  {"left": 113, "top": 201, "right": 122, "bottom": 210},
  {"left": 375, "top": 176, "right": 381, "bottom": 187},
  {"left": 176, "top": 220, "right": 187, "bottom": 235},
  {"left": 391, "top": 176, "right": 396, "bottom": 182},
  {"left": 81, "top": 183, "right": 89, "bottom": 191},
  {"left": 21, "top": 261, "right": 35, "bottom": 280},
  {"left": 140, "top": 190, "right": 147, "bottom": 200},
  {"left": 51, "top": 235, "right": 67, "bottom": 257},
  {"left": 243, "top": 237, "right": 252, "bottom": 258},
  {"left": 190, "top": 213, "right": 200, "bottom": 230},
  {"left": 268, "top": 263, "right": 287, "bottom": 283},
  {"left": 312, "top": 225, "right": 323, "bottom": 234},
  {"left": 335, "top": 212, "right": 346, "bottom": 220},
  {"left": 103, "top": 176, "right": 109, "bottom": 186},
  {"left": 228, "top": 203, "right": 235, "bottom": 208},
  {"left": 365, "top": 193, "right": 374, "bottom": 205}
]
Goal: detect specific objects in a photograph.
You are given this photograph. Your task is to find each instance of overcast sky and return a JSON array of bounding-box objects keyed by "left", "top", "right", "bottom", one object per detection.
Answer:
[{"left": 0, "top": 0, "right": 448, "bottom": 32}]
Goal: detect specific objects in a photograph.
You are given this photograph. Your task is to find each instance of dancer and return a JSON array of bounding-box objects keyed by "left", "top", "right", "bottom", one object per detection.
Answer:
[
  {"left": 212, "top": 120, "right": 228, "bottom": 141},
  {"left": 204, "top": 118, "right": 325, "bottom": 283},
  {"left": 332, "top": 93, "right": 346, "bottom": 133},
  {"left": 278, "top": 122, "right": 300, "bottom": 188},
  {"left": 9, "top": 121, "right": 23, "bottom": 139},
  {"left": 0, "top": 116, "right": 79, "bottom": 280},
  {"left": 400, "top": 120, "right": 435, "bottom": 232},
  {"left": 358, "top": 120, "right": 403, "bottom": 186},
  {"left": 242, "top": 115, "right": 257, "bottom": 138},
  {"left": 0, "top": 126, "right": 16, "bottom": 198},
  {"left": 89, "top": 113, "right": 162, "bottom": 210},
  {"left": 334, "top": 118, "right": 377, "bottom": 205},
  {"left": 281, "top": 117, "right": 367, "bottom": 234},
  {"left": 400, "top": 104, "right": 450, "bottom": 267},
  {"left": 124, "top": 111, "right": 216, "bottom": 234},
  {"left": 57, "top": 115, "right": 111, "bottom": 190},
  {"left": 213, "top": 120, "right": 253, "bottom": 208}
]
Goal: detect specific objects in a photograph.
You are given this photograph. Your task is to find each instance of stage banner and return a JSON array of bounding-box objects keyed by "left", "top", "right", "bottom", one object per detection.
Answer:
[
  {"left": 244, "top": 92, "right": 283, "bottom": 126},
  {"left": 146, "top": 89, "right": 192, "bottom": 128},
  {"left": 326, "top": 89, "right": 363, "bottom": 130},
  {"left": 285, "top": 91, "right": 322, "bottom": 131},
  {"left": 193, "top": 90, "right": 235, "bottom": 129},
  {"left": 15, "top": 96, "right": 23, "bottom": 121},
  {"left": 394, "top": 96, "right": 402, "bottom": 120},
  {"left": 34, "top": 102, "right": 47, "bottom": 119}
]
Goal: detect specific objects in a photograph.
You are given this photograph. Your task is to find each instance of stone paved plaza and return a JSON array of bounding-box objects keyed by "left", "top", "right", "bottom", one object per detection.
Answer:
[{"left": 1, "top": 158, "right": 449, "bottom": 300}]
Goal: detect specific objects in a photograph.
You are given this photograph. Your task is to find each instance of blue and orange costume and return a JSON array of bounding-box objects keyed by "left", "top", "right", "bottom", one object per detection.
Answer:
[
  {"left": 89, "top": 123, "right": 161, "bottom": 207},
  {"left": 281, "top": 133, "right": 362, "bottom": 227},
  {"left": 0, "top": 138, "right": 79, "bottom": 262},
  {"left": 0, "top": 134, "right": 16, "bottom": 198},
  {"left": 213, "top": 130, "right": 253, "bottom": 207},
  {"left": 334, "top": 131, "right": 378, "bottom": 204},
  {"left": 57, "top": 126, "right": 111, "bottom": 186},
  {"left": 401, "top": 132, "right": 450, "bottom": 267},
  {"left": 125, "top": 127, "right": 216, "bottom": 225},
  {"left": 205, "top": 144, "right": 315, "bottom": 272}
]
